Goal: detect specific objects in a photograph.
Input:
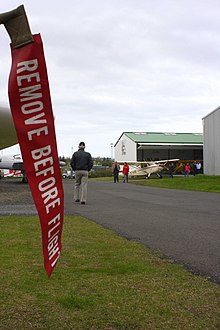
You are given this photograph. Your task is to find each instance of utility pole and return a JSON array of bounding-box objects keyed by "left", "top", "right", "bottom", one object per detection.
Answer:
[{"left": 110, "top": 143, "right": 114, "bottom": 160}]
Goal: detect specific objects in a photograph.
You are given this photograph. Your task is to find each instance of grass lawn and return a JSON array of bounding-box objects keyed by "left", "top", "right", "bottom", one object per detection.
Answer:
[
  {"left": 1, "top": 215, "right": 220, "bottom": 329},
  {"left": 129, "top": 175, "right": 220, "bottom": 193}
]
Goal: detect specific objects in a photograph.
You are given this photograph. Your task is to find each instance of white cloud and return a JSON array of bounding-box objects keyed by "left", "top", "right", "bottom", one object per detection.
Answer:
[{"left": 0, "top": 0, "right": 219, "bottom": 157}]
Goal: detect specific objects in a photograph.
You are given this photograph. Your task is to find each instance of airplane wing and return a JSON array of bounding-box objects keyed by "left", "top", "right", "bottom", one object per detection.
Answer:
[
  {"left": 118, "top": 158, "right": 180, "bottom": 167},
  {"left": 153, "top": 158, "right": 180, "bottom": 164},
  {"left": 118, "top": 159, "right": 179, "bottom": 166},
  {"left": 0, "top": 104, "right": 18, "bottom": 150},
  {"left": 132, "top": 159, "right": 180, "bottom": 165}
]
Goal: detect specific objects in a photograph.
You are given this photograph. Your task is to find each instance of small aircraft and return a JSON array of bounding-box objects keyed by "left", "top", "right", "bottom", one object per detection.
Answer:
[
  {"left": 0, "top": 153, "right": 66, "bottom": 183},
  {"left": 0, "top": 103, "right": 65, "bottom": 182},
  {"left": 119, "top": 159, "right": 179, "bottom": 179},
  {"left": 0, "top": 154, "right": 26, "bottom": 182}
]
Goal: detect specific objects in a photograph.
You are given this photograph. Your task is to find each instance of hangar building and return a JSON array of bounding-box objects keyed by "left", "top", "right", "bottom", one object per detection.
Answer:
[
  {"left": 114, "top": 132, "right": 203, "bottom": 162},
  {"left": 203, "top": 107, "right": 220, "bottom": 175}
]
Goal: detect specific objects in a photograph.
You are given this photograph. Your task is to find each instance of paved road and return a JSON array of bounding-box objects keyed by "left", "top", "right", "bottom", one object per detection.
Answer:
[
  {"left": 64, "top": 180, "right": 220, "bottom": 284},
  {"left": 0, "top": 179, "right": 219, "bottom": 283}
]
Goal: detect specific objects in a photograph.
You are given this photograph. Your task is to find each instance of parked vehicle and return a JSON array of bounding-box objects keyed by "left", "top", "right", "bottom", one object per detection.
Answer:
[{"left": 62, "top": 170, "right": 75, "bottom": 179}]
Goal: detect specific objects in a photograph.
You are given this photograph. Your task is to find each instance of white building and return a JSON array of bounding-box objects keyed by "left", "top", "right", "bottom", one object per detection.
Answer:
[
  {"left": 203, "top": 107, "right": 220, "bottom": 175},
  {"left": 115, "top": 132, "right": 203, "bottom": 162}
]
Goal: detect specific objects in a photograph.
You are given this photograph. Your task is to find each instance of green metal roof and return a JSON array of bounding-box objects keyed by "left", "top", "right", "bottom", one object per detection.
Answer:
[{"left": 123, "top": 132, "right": 203, "bottom": 144}]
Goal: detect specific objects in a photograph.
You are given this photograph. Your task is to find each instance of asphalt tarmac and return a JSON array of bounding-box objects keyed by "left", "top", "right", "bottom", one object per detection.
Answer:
[
  {"left": 64, "top": 179, "right": 220, "bottom": 284},
  {"left": 1, "top": 178, "right": 220, "bottom": 284}
]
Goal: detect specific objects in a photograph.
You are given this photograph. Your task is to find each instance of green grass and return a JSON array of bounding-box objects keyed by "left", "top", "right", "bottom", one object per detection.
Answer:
[
  {"left": 129, "top": 175, "right": 220, "bottom": 193},
  {"left": 1, "top": 215, "right": 220, "bottom": 329}
]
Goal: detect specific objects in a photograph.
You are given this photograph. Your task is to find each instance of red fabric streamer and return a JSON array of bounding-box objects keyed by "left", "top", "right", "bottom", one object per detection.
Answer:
[{"left": 8, "top": 34, "right": 64, "bottom": 277}]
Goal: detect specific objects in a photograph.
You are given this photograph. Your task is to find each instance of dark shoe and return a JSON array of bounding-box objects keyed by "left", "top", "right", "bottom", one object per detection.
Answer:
[
  {"left": 81, "top": 201, "right": 85, "bottom": 205},
  {"left": 75, "top": 199, "right": 80, "bottom": 203}
]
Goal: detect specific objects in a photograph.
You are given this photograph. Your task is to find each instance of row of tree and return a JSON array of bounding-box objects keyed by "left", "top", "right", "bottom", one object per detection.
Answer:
[{"left": 59, "top": 156, "right": 113, "bottom": 168}]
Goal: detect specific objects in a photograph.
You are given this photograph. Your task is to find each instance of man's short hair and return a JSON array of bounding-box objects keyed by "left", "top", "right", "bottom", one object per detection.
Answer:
[{"left": 79, "top": 141, "right": 85, "bottom": 148}]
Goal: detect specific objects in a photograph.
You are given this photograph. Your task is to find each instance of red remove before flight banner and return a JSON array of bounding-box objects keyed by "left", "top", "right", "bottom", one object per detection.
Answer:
[{"left": 8, "top": 34, "right": 64, "bottom": 277}]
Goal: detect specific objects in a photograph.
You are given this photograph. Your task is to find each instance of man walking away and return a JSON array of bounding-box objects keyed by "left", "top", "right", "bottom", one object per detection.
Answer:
[{"left": 70, "top": 142, "right": 93, "bottom": 204}]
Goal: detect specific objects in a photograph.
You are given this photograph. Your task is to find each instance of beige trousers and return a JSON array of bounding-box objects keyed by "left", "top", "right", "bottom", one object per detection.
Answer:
[{"left": 74, "top": 170, "right": 89, "bottom": 202}]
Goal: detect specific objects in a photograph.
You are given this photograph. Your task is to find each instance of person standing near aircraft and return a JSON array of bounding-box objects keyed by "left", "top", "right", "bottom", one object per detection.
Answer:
[
  {"left": 168, "top": 162, "right": 174, "bottom": 178},
  {"left": 112, "top": 161, "right": 120, "bottom": 183},
  {"left": 70, "top": 142, "right": 93, "bottom": 204},
  {"left": 122, "top": 162, "right": 129, "bottom": 183},
  {"left": 196, "top": 161, "right": 202, "bottom": 174},
  {"left": 184, "top": 163, "right": 191, "bottom": 177},
  {"left": 192, "top": 161, "right": 197, "bottom": 176}
]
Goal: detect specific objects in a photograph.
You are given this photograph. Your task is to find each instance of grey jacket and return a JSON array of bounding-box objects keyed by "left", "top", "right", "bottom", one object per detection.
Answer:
[{"left": 70, "top": 149, "right": 93, "bottom": 171}]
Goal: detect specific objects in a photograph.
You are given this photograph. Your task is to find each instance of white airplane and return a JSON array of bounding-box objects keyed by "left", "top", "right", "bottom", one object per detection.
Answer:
[
  {"left": 0, "top": 153, "right": 66, "bottom": 182},
  {"left": 119, "top": 159, "right": 179, "bottom": 179},
  {"left": 0, "top": 104, "right": 65, "bottom": 182},
  {"left": 1, "top": 169, "right": 22, "bottom": 178},
  {"left": 0, "top": 153, "right": 26, "bottom": 181}
]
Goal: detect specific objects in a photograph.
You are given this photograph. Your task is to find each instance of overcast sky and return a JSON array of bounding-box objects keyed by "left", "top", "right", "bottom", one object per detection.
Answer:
[{"left": 0, "top": 0, "right": 219, "bottom": 157}]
